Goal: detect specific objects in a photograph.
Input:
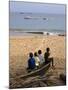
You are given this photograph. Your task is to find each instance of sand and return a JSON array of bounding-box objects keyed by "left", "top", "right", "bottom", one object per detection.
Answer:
[{"left": 9, "top": 35, "right": 66, "bottom": 88}]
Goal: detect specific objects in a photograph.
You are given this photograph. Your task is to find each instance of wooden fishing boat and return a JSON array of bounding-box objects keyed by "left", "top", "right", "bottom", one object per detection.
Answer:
[
  {"left": 20, "top": 62, "right": 51, "bottom": 79},
  {"left": 10, "top": 62, "right": 51, "bottom": 89}
]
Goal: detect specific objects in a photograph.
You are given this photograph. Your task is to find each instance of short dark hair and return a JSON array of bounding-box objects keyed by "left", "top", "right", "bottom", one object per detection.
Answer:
[
  {"left": 29, "top": 52, "right": 33, "bottom": 58},
  {"left": 38, "top": 50, "right": 42, "bottom": 54},
  {"left": 34, "top": 52, "right": 38, "bottom": 56},
  {"left": 46, "top": 47, "right": 50, "bottom": 52}
]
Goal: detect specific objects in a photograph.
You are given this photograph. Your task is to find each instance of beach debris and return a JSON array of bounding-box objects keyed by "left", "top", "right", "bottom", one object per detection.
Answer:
[
  {"left": 59, "top": 73, "right": 66, "bottom": 84},
  {"left": 10, "top": 67, "right": 66, "bottom": 89}
]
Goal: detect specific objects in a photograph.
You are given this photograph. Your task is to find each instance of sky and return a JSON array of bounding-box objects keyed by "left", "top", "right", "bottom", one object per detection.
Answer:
[{"left": 9, "top": 1, "right": 66, "bottom": 14}]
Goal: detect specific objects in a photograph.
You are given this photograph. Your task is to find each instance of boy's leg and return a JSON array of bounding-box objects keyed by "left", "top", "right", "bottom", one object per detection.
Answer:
[{"left": 49, "top": 57, "right": 54, "bottom": 66}]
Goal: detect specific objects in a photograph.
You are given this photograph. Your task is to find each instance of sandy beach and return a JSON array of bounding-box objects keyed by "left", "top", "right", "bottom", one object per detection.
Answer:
[{"left": 9, "top": 34, "right": 66, "bottom": 88}]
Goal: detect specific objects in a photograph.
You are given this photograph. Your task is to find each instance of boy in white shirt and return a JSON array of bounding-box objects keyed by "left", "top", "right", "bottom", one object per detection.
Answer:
[
  {"left": 34, "top": 52, "right": 40, "bottom": 68},
  {"left": 38, "top": 50, "right": 44, "bottom": 64}
]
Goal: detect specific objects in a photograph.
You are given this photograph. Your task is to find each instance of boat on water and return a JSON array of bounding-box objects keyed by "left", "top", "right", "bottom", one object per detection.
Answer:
[
  {"left": 20, "top": 12, "right": 24, "bottom": 14},
  {"left": 24, "top": 16, "right": 32, "bottom": 19},
  {"left": 43, "top": 17, "right": 47, "bottom": 20},
  {"left": 24, "top": 16, "right": 47, "bottom": 20}
]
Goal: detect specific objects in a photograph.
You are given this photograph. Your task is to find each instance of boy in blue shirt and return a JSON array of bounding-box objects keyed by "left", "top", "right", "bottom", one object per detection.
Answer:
[{"left": 28, "top": 52, "right": 35, "bottom": 69}]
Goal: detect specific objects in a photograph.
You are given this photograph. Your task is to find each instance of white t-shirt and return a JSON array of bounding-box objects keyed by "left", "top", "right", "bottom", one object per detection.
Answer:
[
  {"left": 34, "top": 57, "right": 40, "bottom": 66},
  {"left": 38, "top": 54, "right": 44, "bottom": 64}
]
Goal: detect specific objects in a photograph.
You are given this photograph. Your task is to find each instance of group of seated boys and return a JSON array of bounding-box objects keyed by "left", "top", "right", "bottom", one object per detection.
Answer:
[{"left": 27, "top": 47, "right": 54, "bottom": 70}]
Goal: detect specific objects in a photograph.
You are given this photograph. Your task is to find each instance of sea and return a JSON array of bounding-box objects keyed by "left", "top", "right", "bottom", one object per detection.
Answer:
[{"left": 9, "top": 12, "right": 66, "bottom": 36}]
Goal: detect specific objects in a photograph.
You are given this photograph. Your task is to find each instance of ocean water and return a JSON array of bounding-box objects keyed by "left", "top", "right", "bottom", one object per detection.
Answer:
[{"left": 9, "top": 12, "right": 66, "bottom": 35}]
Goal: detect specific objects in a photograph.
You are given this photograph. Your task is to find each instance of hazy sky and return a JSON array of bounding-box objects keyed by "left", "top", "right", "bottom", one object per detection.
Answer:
[{"left": 9, "top": 1, "right": 66, "bottom": 14}]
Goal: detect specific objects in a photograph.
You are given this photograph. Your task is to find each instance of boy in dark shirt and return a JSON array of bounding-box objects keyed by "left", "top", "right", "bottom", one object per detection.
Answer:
[{"left": 44, "top": 48, "right": 54, "bottom": 67}]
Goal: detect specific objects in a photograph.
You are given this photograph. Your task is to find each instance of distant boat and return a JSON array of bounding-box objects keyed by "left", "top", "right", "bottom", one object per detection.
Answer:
[
  {"left": 24, "top": 16, "right": 32, "bottom": 19},
  {"left": 43, "top": 17, "right": 47, "bottom": 20},
  {"left": 24, "top": 16, "right": 47, "bottom": 20},
  {"left": 20, "top": 12, "right": 24, "bottom": 14}
]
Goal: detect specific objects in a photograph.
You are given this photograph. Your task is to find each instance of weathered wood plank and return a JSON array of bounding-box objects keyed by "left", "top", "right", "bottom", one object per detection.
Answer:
[
  {"left": 20, "top": 63, "right": 51, "bottom": 79},
  {"left": 39, "top": 81, "right": 47, "bottom": 87}
]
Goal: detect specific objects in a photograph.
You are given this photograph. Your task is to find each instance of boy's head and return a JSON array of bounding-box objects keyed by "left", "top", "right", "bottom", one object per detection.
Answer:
[
  {"left": 34, "top": 52, "right": 38, "bottom": 56},
  {"left": 29, "top": 52, "right": 33, "bottom": 58},
  {"left": 46, "top": 47, "right": 50, "bottom": 52},
  {"left": 38, "top": 50, "right": 42, "bottom": 55}
]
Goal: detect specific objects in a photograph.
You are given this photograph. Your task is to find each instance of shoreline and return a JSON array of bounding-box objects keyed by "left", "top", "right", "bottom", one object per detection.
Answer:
[
  {"left": 9, "top": 28, "right": 65, "bottom": 36},
  {"left": 10, "top": 31, "right": 66, "bottom": 37},
  {"left": 9, "top": 34, "right": 66, "bottom": 39}
]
